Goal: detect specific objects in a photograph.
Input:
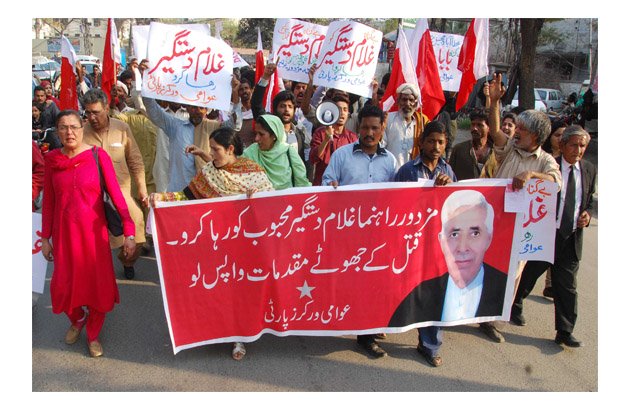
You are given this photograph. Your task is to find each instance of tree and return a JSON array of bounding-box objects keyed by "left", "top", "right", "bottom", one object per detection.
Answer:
[
  {"left": 41, "top": 18, "right": 78, "bottom": 37},
  {"left": 518, "top": 18, "right": 544, "bottom": 111},
  {"left": 236, "top": 19, "right": 276, "bottom": 49}
]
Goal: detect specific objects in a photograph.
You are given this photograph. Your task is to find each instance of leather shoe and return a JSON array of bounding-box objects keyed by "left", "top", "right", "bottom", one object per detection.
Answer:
[
  {"left": 124, "top": 266, "right": 135, "bottom": 280},
  {"left": 88, "top": 340, "right": 104, "bottom": 357},
  {"left": 555, "top": 332, "right": 584, "bottom": 348},
  {"left": 358, "top": 339, "right": 387, "bottom": 358},
  {"left": 543, "top": 287, "right": 554, "bottom": 299},
  {"left": 64, "top": 324, "right": 83, "bottom": 345},
  {"left": 479, "top": 322, "right": 505, "bottom": 343},
  {"left": 510, "top": 312, "right": 527, "bottom": 326},
  {"left": 417, "top": 345, "right": 442, "bottom": 367}
]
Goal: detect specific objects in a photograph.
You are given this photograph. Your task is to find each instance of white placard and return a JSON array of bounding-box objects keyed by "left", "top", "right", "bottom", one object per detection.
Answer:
[
  {"left": 313, "top": 20, "right": 382, "bottom": 98},
  {"left": 272, "top": 18, "right": 328, "bottom": 84},
  {"left": 429, "top": 31, "right": 464, "bottom": 92},
  {"left": 517, "top": 179, "right": 558, "bottom": 263},
  {"left": 32, "top": 213, "right": 47, "bottom": 294},
  {"left": 141, "top": 22, "right": 232, "bottom": 111}
]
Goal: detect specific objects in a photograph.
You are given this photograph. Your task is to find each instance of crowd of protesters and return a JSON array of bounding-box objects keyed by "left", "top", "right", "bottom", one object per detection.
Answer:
[{"left": 32, "top": 54, "right": 596, "bottom": 364}]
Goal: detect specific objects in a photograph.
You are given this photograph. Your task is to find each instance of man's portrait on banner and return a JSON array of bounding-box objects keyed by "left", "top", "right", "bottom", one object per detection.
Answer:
[{"left": 389, "top": 190, "right": 508, "bottom": 326}]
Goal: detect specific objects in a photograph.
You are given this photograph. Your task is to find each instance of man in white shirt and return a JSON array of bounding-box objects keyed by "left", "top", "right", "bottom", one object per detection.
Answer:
[{"left": 382, "top": 83, "right": 430, "bottom": 166}]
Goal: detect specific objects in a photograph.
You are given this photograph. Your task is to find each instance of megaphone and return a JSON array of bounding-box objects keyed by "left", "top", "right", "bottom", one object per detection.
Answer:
[{"left": 316, "top": 101, "right": 340, "bottom": 126}]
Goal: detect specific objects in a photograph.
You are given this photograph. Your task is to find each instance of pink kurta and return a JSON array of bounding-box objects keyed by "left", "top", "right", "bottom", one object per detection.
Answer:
[{"left": 41, "top": 147, "right": 135, "bottom": 314}]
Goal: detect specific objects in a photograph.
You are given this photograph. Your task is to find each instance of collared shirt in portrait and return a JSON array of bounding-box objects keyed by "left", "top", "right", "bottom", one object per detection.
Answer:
[{"left": 441, "top": 265, "right": 485, "bottom": 321}]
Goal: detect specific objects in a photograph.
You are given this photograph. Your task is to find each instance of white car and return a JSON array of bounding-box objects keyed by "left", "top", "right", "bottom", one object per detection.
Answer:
[
  {"left": 536, "top": 88, "right": 564, "bottom": 112},
  {"left": 510, "top": 89, "right": 547, "bottom": 112}
]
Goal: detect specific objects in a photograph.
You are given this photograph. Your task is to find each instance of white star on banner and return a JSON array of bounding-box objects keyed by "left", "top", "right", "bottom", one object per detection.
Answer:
[{"left": 296, "top": 280, "right": 316, "bottom": 299}]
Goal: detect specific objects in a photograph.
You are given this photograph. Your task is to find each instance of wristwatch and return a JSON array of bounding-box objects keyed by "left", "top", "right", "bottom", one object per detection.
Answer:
[{"left": 126, "top": 235, "right": 135, "bottom": 240}]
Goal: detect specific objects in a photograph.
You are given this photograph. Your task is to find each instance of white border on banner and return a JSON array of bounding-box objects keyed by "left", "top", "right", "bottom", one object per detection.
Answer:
[{"left": 16, "top": 1, "right": 613, "bottom": 412}]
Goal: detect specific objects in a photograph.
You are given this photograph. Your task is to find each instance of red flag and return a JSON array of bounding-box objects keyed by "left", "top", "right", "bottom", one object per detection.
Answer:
[
  {"left": 409, "top": 19, "right": 446, "bottom": 120},
  {"left": 455, "top": 18, "right": 489, "bottom": 112},
  {"left": 254, "top": 27, "right": 281, "bottom": 113},
  {"left": 379, "top": 27, "right": 419, "bottom": 112},
  {"left": 59, "top": 36, "right": 78, "bottom": 111},
  {"left": 102, "top": 18, "right": 121, "bottom": 103}
]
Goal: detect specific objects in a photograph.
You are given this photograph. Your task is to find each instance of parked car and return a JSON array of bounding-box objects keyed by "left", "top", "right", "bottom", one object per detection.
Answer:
[
  {"left": 510, "top": 89, "right": 547, "bottom": 112},
  {"left": 76, "top": 54, "right": 99, "bottom": 63},
  {"left": 32, "top": 60, "right": 61, "bottom": 82},
  {"left": 32, "top": 73, "right": 40, "bottom": 98},
  {"left": 536, "top": 88, "right": 564, "bottom": 112},
  {"left": 79, "top": 61, "right": 100, "bottom": 77}
]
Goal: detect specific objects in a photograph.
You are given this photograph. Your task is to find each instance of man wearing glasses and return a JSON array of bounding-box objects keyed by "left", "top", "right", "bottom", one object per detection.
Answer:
[{"left": 81, "top": 89, "right": 147, "bottom": 281}]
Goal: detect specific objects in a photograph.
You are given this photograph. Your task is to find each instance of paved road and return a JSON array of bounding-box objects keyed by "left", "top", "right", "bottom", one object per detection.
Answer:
[
  {"left": 32, "top": 203, "right": 598, "bottom": 392},
  {"left": 32, "top": 128, "right": 600, "bottom": 394}
]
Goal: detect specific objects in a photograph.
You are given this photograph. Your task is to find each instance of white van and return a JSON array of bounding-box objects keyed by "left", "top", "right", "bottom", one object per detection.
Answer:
[
  {"left": 535, "top": 88, "right": 564, "bottom": 112},
  {"left": 510, "top": 89, "right": 547, "bottom": 112}
]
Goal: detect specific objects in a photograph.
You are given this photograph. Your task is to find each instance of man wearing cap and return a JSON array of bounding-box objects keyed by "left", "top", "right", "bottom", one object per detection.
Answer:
[{"left": 382, "top": 83, "right": 430, "bottom": 167}]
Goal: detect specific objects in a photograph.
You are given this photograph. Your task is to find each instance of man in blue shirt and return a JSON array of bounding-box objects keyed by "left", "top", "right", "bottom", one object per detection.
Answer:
[
  {"left": 142, "top": 78, "right": 242, "bottom": 192},
  {"left": 395, "top": 120, "right": 456, "bottom": 183},
  {"left": 392, "top": 120, "right": 456, "bottom": 367},
  {"left": 322, "top": 105, "right": 397, "bottom": 358},
  {"left": 322, "top": 106, "right": 397, "bottom": 188}
]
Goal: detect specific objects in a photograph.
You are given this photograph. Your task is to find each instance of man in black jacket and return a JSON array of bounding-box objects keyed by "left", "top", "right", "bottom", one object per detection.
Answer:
[{"left": 511, "top": 125, "right": 596, "bottom": 348}]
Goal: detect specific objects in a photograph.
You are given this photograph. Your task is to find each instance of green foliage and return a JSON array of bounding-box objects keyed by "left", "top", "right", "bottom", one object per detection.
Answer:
[
  {"left": 457, "top": 114, "right": 471, "bottom": 130},
  {"left": 236, "top": 19, "right": 276, "bottom": 49},
  {"left": 538, "top": 26, "right": 565, "bottom": 48}
]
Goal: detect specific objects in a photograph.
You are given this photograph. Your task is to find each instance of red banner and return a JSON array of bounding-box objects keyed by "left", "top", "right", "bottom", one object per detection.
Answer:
[{"left": 152, "top": 183, "right": 517, "bottom": 353}]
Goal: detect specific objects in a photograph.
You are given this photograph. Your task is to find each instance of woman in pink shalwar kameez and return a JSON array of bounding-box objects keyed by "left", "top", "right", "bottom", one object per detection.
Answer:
[{"left": 41, "top": 110, "right": 136, "bottom": 358}]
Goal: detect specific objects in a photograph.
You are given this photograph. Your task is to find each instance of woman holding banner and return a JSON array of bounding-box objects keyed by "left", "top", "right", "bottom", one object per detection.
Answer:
[
  {"left": 149, "top": 127, "right": 274, "bottom": 360},
  {"left": 243, "top": 114, "right": 311, "bottom": 189},
  {"left": 41, "top": 110, "right": 136, "bottom": 358}
]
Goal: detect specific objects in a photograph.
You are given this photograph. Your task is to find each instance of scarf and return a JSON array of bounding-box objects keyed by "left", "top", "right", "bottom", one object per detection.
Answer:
[{"left": 242, "top": 114, "right": 295, "bottom": 190}]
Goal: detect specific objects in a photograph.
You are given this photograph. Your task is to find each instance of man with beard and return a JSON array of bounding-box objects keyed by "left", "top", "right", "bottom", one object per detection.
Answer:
[
  {"left": 291, "top": 79, "right": 315, "bottom": 137},
  {"left": 237, "top": 77, "right": 256, "bottom": 148},
  {"left": 322, "top": 105, "right": 397, "bottom": 358},
  {"left": 309, "top": 94, "right": 358, "bottom": 185},
  {"left": 251, "top": 62, "right": 312, "bottom": 179},
  {"left": 382, "top": 83, "right": 430, "bottom": 167},
  {"left": 449, "top": 109, "right": 492, "bottom": 180},
  {"left": 142, "top": 77, "right": 242, "bottom": 192}
]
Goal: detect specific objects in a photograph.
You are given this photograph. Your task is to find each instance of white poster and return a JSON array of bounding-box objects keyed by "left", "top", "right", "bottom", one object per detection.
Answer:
[
  {"left": 429, "top": 31, "right": 464, "bottom": 92},
  {"left": 313, "top": 20, "right": 382, "bottom": 98},
  {"left": 233, "top": 50, "right": 249, "bottom": 68},
  {"left": 133, "top": 23, "right": 211, "bottom": 63},
  {"left": 272, "top": 18, "right": 328, "bottom": 84},
  {"left": 32, "top": 213, "right": 47, "bottom": 294},
  {"left": 141, "top": 22, "right": 232, "bottom": 110},
  {"left": 132, "top": 25, "right": 150, "bottom": 62},
  {"left": 517, "top": 179, "right": 558, "bottom": 263}
]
